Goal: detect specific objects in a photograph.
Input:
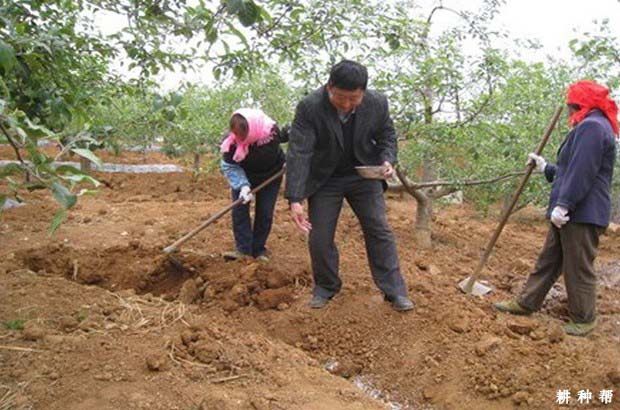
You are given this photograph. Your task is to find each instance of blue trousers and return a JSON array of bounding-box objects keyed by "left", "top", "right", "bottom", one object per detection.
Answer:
[{"left": 231, "top": 176, "right": 282, "bottom": 257}]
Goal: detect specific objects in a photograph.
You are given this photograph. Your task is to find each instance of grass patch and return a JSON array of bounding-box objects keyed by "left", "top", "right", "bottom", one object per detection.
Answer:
[
  {"left": 76, "top": 311, "right": 87, "bottom": 322},
  {"left": 3, "top": 319, "right": 26, "bottom": 330}
]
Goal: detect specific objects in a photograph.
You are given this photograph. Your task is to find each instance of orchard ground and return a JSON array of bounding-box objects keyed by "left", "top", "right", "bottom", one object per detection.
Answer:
[{"left": 1, "top": 149, "right": 620, "bottom": 410}]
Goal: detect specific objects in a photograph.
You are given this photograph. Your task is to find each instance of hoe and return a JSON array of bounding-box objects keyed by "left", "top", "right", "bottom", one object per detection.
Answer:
[
  {"left": 459, "top": 105, "right": 564, "bottom": 296},
  {"left": 163, "top": 166, "right": 285, "bottom": 269}
]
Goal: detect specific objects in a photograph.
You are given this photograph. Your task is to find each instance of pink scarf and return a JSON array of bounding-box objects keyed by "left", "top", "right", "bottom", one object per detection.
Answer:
[{"left": 220, "top": 108, "right": 276, "bottom": 162}]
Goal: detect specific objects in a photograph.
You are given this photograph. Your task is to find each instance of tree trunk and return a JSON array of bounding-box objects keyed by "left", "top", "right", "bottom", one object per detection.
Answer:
[
  {"left": 612, "top": 184, "right": 620, "bottom": 223},
  {"left": 79, "top": 156, "right": 92, "bottom": 172},
  {"left": 413, "top": 158, "right": 437, "bottom": 249},
  {"left": 613, "top": 164, "right": 620, "bottom": 223},
  {"left": 411, "top": 89, "right": 437, "bottom": 248},
  {"left": 414, "top": 193, "right": 433, "bottom": 249},
  {"left": 193, "top": 153, "right": 201, "bottom": 173}
]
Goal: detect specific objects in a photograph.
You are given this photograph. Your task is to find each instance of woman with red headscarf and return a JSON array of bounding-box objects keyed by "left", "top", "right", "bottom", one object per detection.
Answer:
[
  {"left": 220, "top": 108, "right": 288, "bottom": 262},
  {"left": 494, "top": 80, "right": 618, "bottom": 336}
]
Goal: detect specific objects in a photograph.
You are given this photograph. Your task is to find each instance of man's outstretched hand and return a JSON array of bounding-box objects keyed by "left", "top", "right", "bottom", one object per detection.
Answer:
[{"left": 290, "top": 202, "right": 312, "bottom": 234}]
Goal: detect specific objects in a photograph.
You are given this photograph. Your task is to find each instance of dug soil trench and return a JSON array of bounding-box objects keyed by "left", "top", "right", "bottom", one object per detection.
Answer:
[{"left": 2, "top": 155, "right": 620, "bottom": 410}]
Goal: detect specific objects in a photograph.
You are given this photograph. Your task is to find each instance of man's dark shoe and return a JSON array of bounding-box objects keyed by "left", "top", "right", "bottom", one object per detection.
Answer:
[
  {"left": 385, "top": 295, "right": 415, "bottom": 312},
  {"left": 308, "top": 295, "right": 331, "bottom": 309}
]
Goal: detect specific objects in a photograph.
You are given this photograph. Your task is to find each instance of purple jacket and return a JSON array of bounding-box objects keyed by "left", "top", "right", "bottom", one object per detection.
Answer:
[{"left": 544, "top": 110, "right": 617, "bottom": 227}]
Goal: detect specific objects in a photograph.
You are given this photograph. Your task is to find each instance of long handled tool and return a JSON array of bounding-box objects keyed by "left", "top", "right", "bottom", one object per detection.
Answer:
[
  {"left": 163, "top": 166, "right": 285, "bottom": 256},
  {"left": 459, "top": 105, "right": 564, "bottom": 296}
]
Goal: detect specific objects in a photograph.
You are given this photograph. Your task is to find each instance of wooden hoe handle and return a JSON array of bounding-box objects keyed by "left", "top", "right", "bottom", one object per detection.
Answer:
[
  {"left": 463, "top": 105, "right": 564, "bottom": 294},
  {"left": 163, "top": 166, "right": 286, "bottom": 254}
]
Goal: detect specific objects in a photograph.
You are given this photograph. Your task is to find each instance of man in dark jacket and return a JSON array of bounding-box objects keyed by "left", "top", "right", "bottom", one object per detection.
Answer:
[
  {"left": 494, "top": 80, "right": 618, "bottom": 336},
  {"left": 285, "top": 60, "right": 413, "bottom": 311}
]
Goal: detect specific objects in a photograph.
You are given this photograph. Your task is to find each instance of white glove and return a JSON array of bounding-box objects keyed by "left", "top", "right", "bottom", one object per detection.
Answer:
[
  {"left": 527, "top": 153, "right": 547, "bottom": 173},
  {"left": 239, "top": 186, "right": 254, "bottom": 204},
  {"left": 550, "top": 206, "right": 569, "bottom": 228}
]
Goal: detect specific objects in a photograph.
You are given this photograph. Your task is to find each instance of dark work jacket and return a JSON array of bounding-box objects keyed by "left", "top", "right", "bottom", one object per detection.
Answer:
[
  {"left": 222, "top": 126, "right": 287, "bottom": 187},
  {"left": 544, "top": 110, "right": 617, "bottom": 227},
  {"left": 285, "top": 86, "right": 398, "bottom": 202}
]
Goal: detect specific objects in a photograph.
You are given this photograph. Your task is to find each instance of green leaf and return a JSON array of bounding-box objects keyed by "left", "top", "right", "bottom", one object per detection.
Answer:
[
  {"left": 23, "top": 117, "right": 55, "bottom": 138},
  {"left": 48, "top": 209, "right": 67, "bottom": 235},
  {"left": 224, "top": 21, "right": 249, "bottom": 47},
  {"left": 0, "top": 40, "right": 16, "bottom": 73},
  {"left": 227, "top": 0, "right": 243, "bottom": 14},
  {"left": 77, "top": 188, "right": 98, "bottom": 196},
  {"left": 61, "top": 173, "right": 101, "bottom": 187},
  {"left": 55, "top": 165, "right": 84, "bottom": 175},
  {"left": 71, "top": 148, "right": 103, "bottom": 168},
  {"left": 169, "top": 92, "right": 183, "bottom": 106},
  {"left": 25, "top": 183, "right": 47, "bottom": 192},
  {"left": 388, "top": 36, "right": 401, "bottom": 50},
  {"left": 227, "top": 0, "right": 260, "bottom": 27},
  {"left": 15, "top": 126, "right": 27, "bottom": 140},
  {"left": 237, "top": 1, "right": 260, "bottom": 27},
  {"left": 0, "top": 194, "right": 6, "bottom": 210},
  {"left": 205, "top": 21, "right": 218, "bottom": 43},
  {"left": 27, "top": 149, "right": 51, "bottom": 165},
  {"left": 51, "top": 182, "right": 77, "bottom": 209},
  {"left": 0, "top": 163, "right": 25, "bottom": 178}
]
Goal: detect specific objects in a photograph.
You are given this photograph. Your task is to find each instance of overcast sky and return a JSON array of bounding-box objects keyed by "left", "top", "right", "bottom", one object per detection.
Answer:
[
  {"left": 95, "top": 0, "right": 620, "bottom": 89},
  {"left": 424, "top": 0, "right": 620, "bottom": 58},
  {"left": 491, "top": 0, "right": 620, "bottom": 56}
]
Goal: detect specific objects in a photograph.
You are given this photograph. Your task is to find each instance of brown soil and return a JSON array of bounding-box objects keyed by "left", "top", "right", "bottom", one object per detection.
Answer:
[{"left": 2, "top": 153, "right": 620, "bottom": 410}]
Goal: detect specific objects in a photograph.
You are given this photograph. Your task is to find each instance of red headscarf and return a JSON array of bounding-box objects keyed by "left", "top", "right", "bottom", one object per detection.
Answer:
[{"left": 566, "top": 80, "right": 619, "bottom": 137}]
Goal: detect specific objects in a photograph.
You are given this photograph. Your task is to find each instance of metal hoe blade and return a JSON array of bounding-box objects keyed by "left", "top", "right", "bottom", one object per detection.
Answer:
[{"left": 458, "top": 277, "right": 493, "bottom": 296}]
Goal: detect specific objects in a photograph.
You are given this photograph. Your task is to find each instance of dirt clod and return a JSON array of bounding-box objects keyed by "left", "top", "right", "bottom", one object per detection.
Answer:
[
  {"left": 178, "top": 279, "right": 200, "bottom": 304},
  {"left": 607, "top": 368, "right": 620, "bottom": 385},
  {"left": 22, "top": 322, "right": 46, "bottom": 341},
  {"left": 512, "top": 391, "right": 530, "bottom": 405},
  {"left": 58, "top": 316, "right": 79, "bottom": 332},
  {"left": 506, "top": 318, "right": 537, "bottom": 335},
  {"left": 146, "top": 353, "right": 167, "bottom": 371},
  {"left": 253, "top": 288, "right": 294, "bottom": 310},
  {"left": 547, "top": 323, "right": 565, "bottom": 343},
  {"left": 475, "top": 336, "right": 502, "bottom": 357}
]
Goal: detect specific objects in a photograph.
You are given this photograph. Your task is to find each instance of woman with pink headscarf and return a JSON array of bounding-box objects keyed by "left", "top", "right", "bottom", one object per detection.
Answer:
[{"left": 220, "top": 108, "right": 288, "bottom": 262}]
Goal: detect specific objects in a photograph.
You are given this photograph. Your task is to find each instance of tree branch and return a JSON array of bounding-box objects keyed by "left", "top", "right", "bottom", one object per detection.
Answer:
[
  {"left": 0, "top": 120, "right": 26, "bottom": 165},
  {"left": 432, "top": 94, "right": 447, "bottom": 115},
  {"left": 395, "top": 166, "right": 426, "bottom": 202},
  {"left": 0, "top": 120, "right": 48, "bottom": 183},
  {"left": 393, "top": 168, "right": 526, "bottom": 190},
  {"left": 430, "top": 186, "right": 458, "bottom": 200},
  {"left": 426, "top": 6, "right": 443, "bottom": 24},
  {"left": 258, "top": 6, "right": 290, "bottom": 37},
  {"left": 451, "top": 71, "right": 495, "bottom": 128}
]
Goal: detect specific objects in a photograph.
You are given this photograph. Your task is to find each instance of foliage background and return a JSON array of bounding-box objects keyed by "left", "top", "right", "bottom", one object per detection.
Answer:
[{"left": 1, "top": 0, "right": 619, "bottom": 228}]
